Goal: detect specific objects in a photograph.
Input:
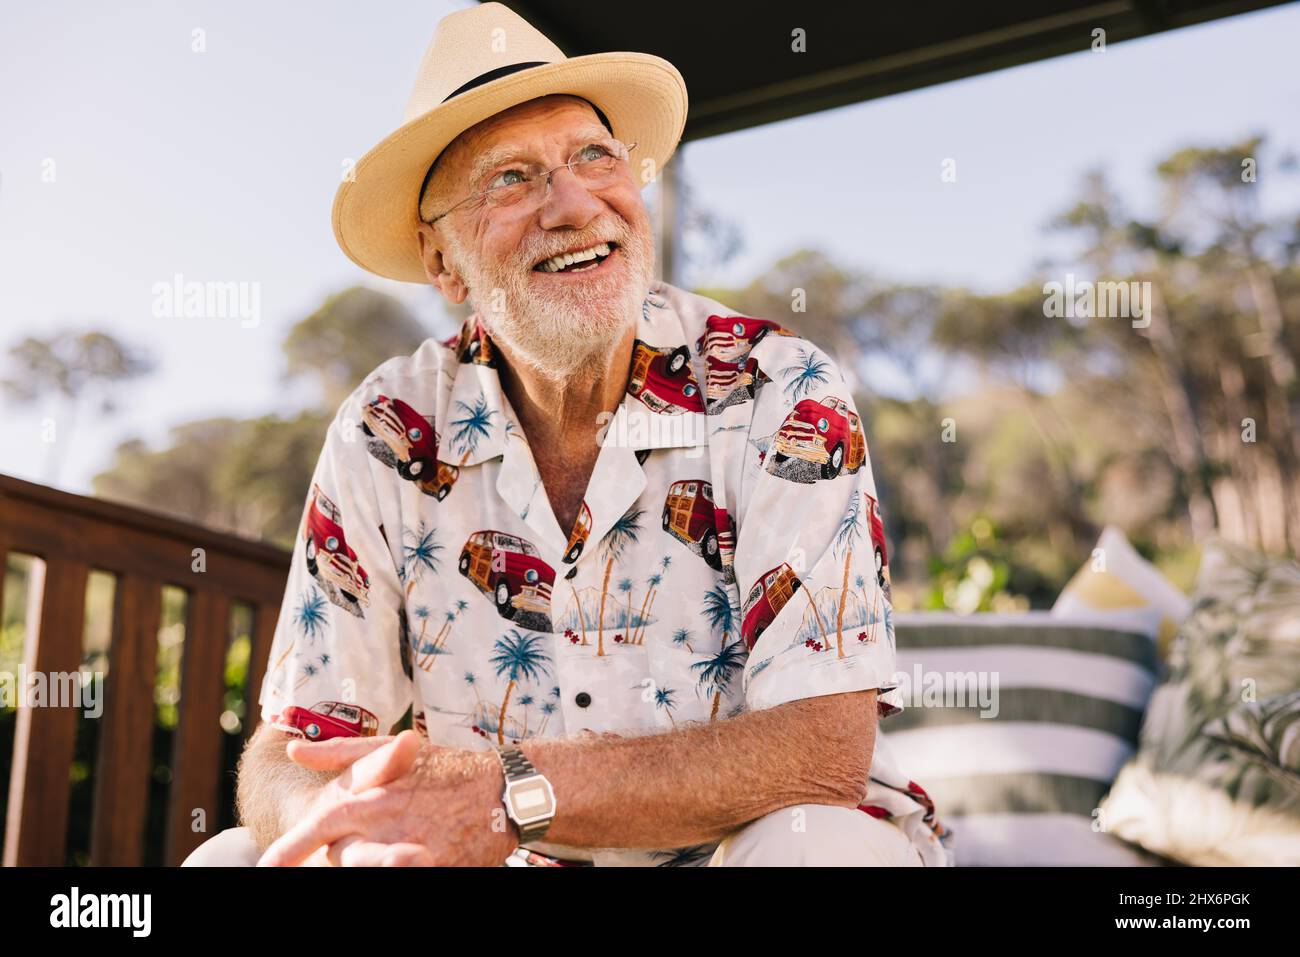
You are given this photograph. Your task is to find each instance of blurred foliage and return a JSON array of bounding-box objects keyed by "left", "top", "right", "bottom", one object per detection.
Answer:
[
  {"left": 2, "top": 329, "right": 153, "bottom": 483},
  {"left": 922, "top": 518, "right": 1026, "bottom": 614},
  {"left": 282, "top": 286, "right": 431, "bottom": 411},
  {"left": 91, "top": 286, "right": 428, "bottom": 548},
  {"left": 710, "top": 135, "right": 1299, "bottom": 608}
]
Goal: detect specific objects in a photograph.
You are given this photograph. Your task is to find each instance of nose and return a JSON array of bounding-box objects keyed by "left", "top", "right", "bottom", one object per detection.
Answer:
[{"left": 536, "top": 165, "right": 603, "bottom": 231}]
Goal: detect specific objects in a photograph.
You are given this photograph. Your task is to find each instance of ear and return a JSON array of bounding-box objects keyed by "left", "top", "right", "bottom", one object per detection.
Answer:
[{"left": 416, "top": 223, "right": 468, "bottom": 304}]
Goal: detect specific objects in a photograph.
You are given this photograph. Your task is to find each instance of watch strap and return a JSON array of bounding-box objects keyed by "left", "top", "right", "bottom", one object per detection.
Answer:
[{"left": 495, "top": 745, "right": 553, "bottom": 843}]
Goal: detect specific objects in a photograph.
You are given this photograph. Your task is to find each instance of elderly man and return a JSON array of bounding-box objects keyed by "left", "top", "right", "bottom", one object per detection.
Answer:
[{"left": 186, "top": 2, "right": 948, "bottom": 867}]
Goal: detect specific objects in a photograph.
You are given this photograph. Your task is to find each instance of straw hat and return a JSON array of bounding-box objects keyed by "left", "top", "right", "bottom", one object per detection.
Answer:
[{"left": 331, "top": 2, "right": 688, "bottom": 283}]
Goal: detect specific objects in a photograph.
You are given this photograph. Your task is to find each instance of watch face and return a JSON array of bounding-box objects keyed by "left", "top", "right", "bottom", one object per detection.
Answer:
[{"left": 508, "top": 777, "right": 556, "bottom": 824}]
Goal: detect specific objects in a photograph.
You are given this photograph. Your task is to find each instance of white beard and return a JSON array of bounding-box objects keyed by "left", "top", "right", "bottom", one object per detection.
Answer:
[{"left": 446, "top": 218, "right": 655, "bottom": 384}]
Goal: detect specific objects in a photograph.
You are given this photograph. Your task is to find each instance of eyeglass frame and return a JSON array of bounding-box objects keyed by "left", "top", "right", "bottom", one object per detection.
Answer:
[{"left": 422, "top": 138, "right": 638, "bottom": 227}]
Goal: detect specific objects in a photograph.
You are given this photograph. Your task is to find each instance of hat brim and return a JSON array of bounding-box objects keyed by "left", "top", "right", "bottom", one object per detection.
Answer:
[{"left": 331, "top": 52, "right": 688, "bottom": 284}]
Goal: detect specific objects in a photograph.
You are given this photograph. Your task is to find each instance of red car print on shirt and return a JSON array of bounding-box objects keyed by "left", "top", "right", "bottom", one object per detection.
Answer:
[
  {"left": 361, "top": 394, "right": 460, "bottom": 499},
  {"left": 696, "top": 315, "right": 795, "bottom": 361},
  {"left": 459, "top": 529, "right": 556, "bottom": 630},
  {"left": 449, "top": 316, "right": 499, "bottom": 367},
  {"left": 712, "top": 505, "right": 737, "bottom": 579},
  {"left": 740, "top": 562, "right": 803, "bottom": 651},
  {"left": 274, "top": 701, "right": 379, "bottom": 741},
  {"left": 702, "top": 352, "right": 771, "bottom": 412},
  {"left": 662, "top": 479, "right": 730, "bottom": 571},
  {"left": 362, "top": 394, "right": 434, "bottom": 480},
  {"left": 767, "top": 396, "right": 866, "bottom": 481},
  {"left": 562, "top": 501, "right": 592, "bottom": 564},
  {"left": 627, "top": 340, "right": 705, "bottom": 415},
  {"left": 302, "top": 484, "right": 371, "bottom": 609},
  {"left": 864, "top": 491, "right": 891, "bottom": 594}
]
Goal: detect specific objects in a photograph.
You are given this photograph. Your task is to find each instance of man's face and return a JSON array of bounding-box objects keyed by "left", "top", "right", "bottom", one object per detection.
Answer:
[{"left": 417, "top": 96, "right": 655, "bottom": 382}]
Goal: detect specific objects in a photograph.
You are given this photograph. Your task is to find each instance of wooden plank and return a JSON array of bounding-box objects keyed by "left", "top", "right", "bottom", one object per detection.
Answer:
[
  {"left": 0, "top": 475, "right": 291, "bottom": 607},
  {"left": 243, "top": 602, "right": 278, "bottom": 742},
  {"left": 164, "top": 589, "right": 231, "bottom": 866},
  {"left": 2, "top": 558, "right": 88, "bottom": 866},
  {"left": 89, "top": 574, "right": 162, "bottom": 866},
  {"left": 0, "top": 473, "right": 291, "bottom": 568}
]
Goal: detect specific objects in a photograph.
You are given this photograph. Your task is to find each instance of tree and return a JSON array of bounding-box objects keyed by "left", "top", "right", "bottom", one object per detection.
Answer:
[
  {"left": 92, "top": 286, "right": 430, "bottom": 545},
  {"left": 3, "top": 329, "right": 153, "bottom": 482},
  {"left": 282, "top": 286, "right": 429, "bottom": 409}
]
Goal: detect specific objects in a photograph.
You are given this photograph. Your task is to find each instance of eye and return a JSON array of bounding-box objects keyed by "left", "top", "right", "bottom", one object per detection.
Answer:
[
  {"left": 325, "top": 536, "right": 339, "bottom": 551},
  {"left": 577, "top": 143, "right": 612, "bottom": 162},
  {"left": 487, "top": 168, "right": 528, "bottom": 190},
  {"left": 408, "top": 427, "right": 422, "bottom": 441}
]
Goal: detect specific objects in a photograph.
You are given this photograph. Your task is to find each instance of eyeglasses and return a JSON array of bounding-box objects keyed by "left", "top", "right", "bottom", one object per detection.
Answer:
[{"left": 424, "top": 139, "right": 637, "bottom": 226}]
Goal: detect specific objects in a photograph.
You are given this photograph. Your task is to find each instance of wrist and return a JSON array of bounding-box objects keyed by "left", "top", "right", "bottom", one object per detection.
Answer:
[
  {"left": 479, "top": 750, "right": 522, "bottom": 853},
  {"left": 491, "top": 743, "right": 557, "bottom": 846}
]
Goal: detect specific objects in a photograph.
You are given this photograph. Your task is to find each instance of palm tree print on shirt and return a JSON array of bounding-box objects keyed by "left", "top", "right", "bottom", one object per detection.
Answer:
[
  {"left": 671, "top": 627, "right": 695, "bottom": 653},
  {"left": 413, "top": 598, "right": 465, "bottom": 670},
  {"left": 270, "top": 585, "right": 329, "bottom": 679},
  {"left": 595, "top": 507, "right": 644, "bottom": 657},
  {"left": 700, "top": 583, "right": 738, "bottom": 648},
  {"left": 402, "top": 521, "right": 443, "bottom": 597},
  {"left": 654, "top": 686, "right": 678, "bottom": 727},
  {"left": 832, "top": 494, "right": 866, "bottom": 658},
  {"left": 779, "top": 347, "right": 832, "bottom": 403},
  {"left": 631, "top": 555, "right": 672, "bottom": 644},
  {"left": 696, "top": 583, "right": 745, "bottom": 720},
  {"left": 617, "top": 577, "right": 634, "bottom": 644},
  {"left": 692, "top": 640, "right": 746, "bottom": 722},
  {"left": 489, "top": 630, "right": 552, "bottom": 745},
  {"left": 449, "top": 393, "right": 499, "bottom": 466}
]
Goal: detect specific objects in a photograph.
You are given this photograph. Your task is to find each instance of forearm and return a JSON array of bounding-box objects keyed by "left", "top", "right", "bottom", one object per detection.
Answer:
[
  {"left": 236, "top": 725, "right": 335, "bottom": 850},
  {"left": 519, "top": 689, "right": 876, "bottom": 849}
]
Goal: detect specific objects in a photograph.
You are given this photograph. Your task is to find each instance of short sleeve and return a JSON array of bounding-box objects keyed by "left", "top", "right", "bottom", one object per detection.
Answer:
[
  {"left": 731, "top": 340, "right": 900, "bottom": 715},
  {"left": 258, "top": 392, "right": 412, "bottom": 739}
]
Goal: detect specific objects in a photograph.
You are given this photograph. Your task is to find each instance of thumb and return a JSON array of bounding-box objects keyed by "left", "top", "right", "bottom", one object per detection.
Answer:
[
  {"left": 286, "top": 733, "right": 397, "bottom": 771},
  {"left": 349, "top": 729, "right": 423, "bottom": 793}
]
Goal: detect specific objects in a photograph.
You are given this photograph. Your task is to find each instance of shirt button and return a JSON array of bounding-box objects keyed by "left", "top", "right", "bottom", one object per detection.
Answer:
[{"left": 574, "top": 692, "right": 592, "bottom": 708}]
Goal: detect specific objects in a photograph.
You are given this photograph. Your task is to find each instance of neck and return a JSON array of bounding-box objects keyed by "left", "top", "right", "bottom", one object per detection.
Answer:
[{"left": 495, "top": 325, "right": 636, "bottom": 455}]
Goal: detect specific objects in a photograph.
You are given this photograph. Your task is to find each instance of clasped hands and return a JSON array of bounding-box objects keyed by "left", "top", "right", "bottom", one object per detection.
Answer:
[{"left": 257, "top": 730, "right": 519, "bottom": 867}]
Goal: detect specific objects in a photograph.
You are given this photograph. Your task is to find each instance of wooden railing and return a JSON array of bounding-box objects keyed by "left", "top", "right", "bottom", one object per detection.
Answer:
[{"left": 0, "top": 473, "right": 291, "bottom": 866}]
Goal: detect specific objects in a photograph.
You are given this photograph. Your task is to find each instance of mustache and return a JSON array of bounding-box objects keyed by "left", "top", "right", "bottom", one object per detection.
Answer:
[{"left": 519, "top": 222, "right": 632, "bottom": 269}]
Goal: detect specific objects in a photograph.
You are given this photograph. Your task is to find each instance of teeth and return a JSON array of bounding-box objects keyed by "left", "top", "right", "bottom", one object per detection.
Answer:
[{"left": 537, "top": 242, "right": 611, "bottom": 273}]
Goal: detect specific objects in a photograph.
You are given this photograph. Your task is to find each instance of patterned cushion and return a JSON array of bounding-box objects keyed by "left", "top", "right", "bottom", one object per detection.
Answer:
[
  {"left": 1099, "top": 539, "right": 1300, "bottom": 865},
  {"left": 887, "top": 611, "right": 1163, "bottom": 865}
]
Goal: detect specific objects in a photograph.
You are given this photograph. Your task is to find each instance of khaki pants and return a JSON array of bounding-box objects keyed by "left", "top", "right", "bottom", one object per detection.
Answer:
[{"left": 183, "top": 805, "right": 924, "bottom": 867}]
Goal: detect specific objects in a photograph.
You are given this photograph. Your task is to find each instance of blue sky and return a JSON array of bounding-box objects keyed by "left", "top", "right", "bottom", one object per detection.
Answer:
[{"left": 2, "top": 0, "right": 1298, "bottom": 494}]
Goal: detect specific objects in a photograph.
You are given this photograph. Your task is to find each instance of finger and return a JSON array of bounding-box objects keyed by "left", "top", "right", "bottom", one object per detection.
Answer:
[
  {"left": 303, "top": 845, "right": 335, "bottom": 868},
  {"left": 380, "top": 843, "right": 436, "bottom": 867},
  {"left": 349, "top": 730, "right": 422, "bottom": 794},
  {"left": 335, "top": 840, "right": 433, "bottom": 867},
  {"left": 286, "top": 734, "right": 397, "bottom": 771},
  {"left": 258, "top": 798, "right": 369, "bottom": 867},
  {"left": 326, "top": 834, "right": 365, "bottom": 868}
]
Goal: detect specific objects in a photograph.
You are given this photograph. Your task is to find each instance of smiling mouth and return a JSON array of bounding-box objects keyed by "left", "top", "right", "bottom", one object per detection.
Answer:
[{"left": 533, "top": 241, "right": 618, "bottom": 274}]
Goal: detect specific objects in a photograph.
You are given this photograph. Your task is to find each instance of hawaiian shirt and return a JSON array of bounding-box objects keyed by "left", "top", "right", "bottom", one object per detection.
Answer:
[{"left": 259, "top": 280, "right": 950, "bottom": 866}]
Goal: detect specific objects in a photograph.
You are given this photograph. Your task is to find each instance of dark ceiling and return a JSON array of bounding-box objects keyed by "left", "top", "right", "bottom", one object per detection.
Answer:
[{"left": 495, "top": 0, "right": 1293, "bottom": 140}]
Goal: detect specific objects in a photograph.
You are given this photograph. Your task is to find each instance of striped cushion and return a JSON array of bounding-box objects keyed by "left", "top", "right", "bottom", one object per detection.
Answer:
[{"left": 887, "top": 611, "right": 1163, "bottom": 866}]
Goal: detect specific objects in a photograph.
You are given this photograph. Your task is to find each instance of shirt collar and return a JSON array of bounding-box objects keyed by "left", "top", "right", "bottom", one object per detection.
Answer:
[{"left": 436, "top": 281, "right": 708, "bottom": 472}]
